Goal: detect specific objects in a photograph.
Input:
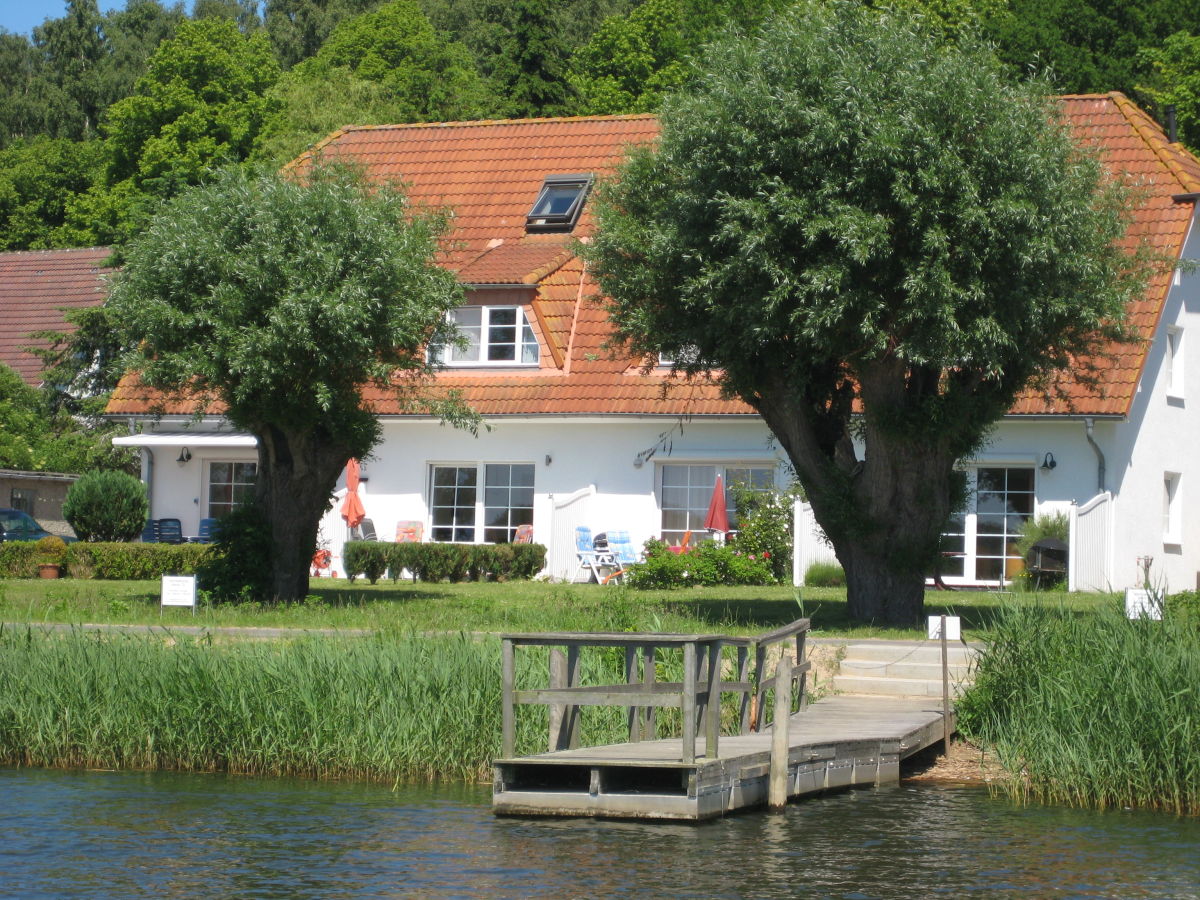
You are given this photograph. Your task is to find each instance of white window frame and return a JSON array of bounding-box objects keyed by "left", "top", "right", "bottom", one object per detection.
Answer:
[
  {"left": 428, "top": 461, "right": 535, "bottom": 543},
  {"left": 936, "top": 464, "right": 1036, "bottom": 587},
  {"left": 1166, "top": 325, "right": 1184, "bottom": 399},
  {"left": 205, "top": 460, "right": 257, "bottom": 520},
  {"left": 437, "top": 306, "right": 539, "bottom": 367},
  {"left": 1164, "top": 471, "right": 1182, "bottom": 545},
  {"left": 656, "top": 462, "right": 777, "bottom": 544}
]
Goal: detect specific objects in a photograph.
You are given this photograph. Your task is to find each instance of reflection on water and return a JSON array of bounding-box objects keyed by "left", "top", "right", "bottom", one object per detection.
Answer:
[{"left": 2, "top": 768, "right": 1198, "bottom": 899}]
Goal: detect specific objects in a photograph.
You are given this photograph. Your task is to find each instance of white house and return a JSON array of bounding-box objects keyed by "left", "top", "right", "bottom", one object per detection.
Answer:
[{"left": 109, "top": 94, "right": 1200, "bottom": 592}]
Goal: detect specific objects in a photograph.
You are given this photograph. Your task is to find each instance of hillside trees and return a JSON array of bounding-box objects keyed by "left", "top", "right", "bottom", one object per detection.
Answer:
[
  {"left": 107, "top": 164, "right": 473, "bottom": 602},
  {"left": 587, "top": 3, "right": 1147, "bottom": 625}
]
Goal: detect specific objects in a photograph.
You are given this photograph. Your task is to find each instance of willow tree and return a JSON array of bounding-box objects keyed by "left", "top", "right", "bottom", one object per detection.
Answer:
[
  {"left": 108, "top": 164, "right": 470, "bottom": 602},
  {"left": 587, "top": 3, "right": 1146, "bottom": 625}
]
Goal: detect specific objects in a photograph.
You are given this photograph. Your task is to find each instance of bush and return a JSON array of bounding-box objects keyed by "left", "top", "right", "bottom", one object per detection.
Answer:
[
  {"left": 343, "top": 541, "right": 548, "bottom": 583},
  {"left": 626, "top": 539, "right": 775, "bottom": 588},
  {"left": 34, "top": 535, "right": 67, "bottom": 565},
  {"left": 344, "top": 541, "right": 389, "bottom": 584},
  {"left": 196, "top": 506, "right": 272, "bottom": 602},
  {"left": 62, "top": 470, "right": 149, "bottom": 542},
  {"left": 0, "top": 542, "right": 38, "bottom": 577},
  {"left": 804, "top": 561, "right": 845, "bottom": 587},
  {"left": 728, "top": 481, "right": 799, "bottom": 581},
  {"left": 65, "top": 542, "right": 210, "bottom": 579}
]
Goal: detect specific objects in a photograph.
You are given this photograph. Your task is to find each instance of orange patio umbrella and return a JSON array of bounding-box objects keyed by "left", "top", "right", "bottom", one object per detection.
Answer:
[{"left": 340, "top": 458, "right": 365, "bottom": 530}]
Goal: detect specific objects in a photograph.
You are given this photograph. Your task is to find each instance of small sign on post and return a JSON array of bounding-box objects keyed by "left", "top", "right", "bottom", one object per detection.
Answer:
[
  {"left": 161, "top": 574, "right": 197, "bottom": 616},
  {"left": 926, "top": 615, "right": 961, "bottom": 641}
]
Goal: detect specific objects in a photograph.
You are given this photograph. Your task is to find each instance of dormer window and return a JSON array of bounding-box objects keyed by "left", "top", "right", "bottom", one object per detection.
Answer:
[
  {"left": 526, "top": 174, "right": 592, "bottom": 233},
  {"left": 437, "top": 306, "right": 539, "bottom": 366}
]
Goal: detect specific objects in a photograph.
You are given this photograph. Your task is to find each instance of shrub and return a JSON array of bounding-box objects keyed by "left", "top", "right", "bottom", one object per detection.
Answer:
[
  {"left": 196, "top": 506, "right": 272, "bottom": 602},
  {"left": 62, "top": 470, "right": 149, "bottom": 542},
  {"left": 415, "top": 542, "right": 472, "bottom": 583},
  {"left": 510, "top": 543, "right": 547, "bottom": 579},
  {"left": 626, "top": 539, "right": 775, "bottom": 588},
  {"left": 387, "top": 542, "right": 420, "bottom": 582},
  {"left": 728, "top": 481, "right": 799, "bottom": 581},
  {"left": 343, "top": 541, "right": 389, "bottom": 584},
  {"left": 804, "top": 561, "right": 845, "bottom": 587},
  {"left": 0, "top": 542, "right": 38, "bottom": 577},
  {"left": 65, "top": 542, "right": 210, "bottom": 578},
  {"left": 34, "top": 535, "right": 67, "bottom": 565}
]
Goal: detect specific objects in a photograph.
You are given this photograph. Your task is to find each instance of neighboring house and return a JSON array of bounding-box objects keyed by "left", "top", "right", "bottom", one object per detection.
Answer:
[
  {"left": 107, "top": 95, "right": 1200, "bottom": 592},
  {"left": 0, "top": 469, "right": 79, "bottom": 538},
  {"left": 0, "top": 247, "right": 113, "bottom": 387}
]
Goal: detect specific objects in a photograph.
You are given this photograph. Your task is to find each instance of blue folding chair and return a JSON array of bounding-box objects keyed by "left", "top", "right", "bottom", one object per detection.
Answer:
[
  {"left": 157, "top": 518, "right": 184, "bottom": 544},
  {"left": 575, "top": 526, "right": 613, "bottom": 583},
  {"left": 601, "top": 531, "right": 639, "bottom": 584},
  {"left": 140, "top": 520, "right": 159, "bottom": 543},
  {"left": 196, "top": 518, "right": 219, "bottom": 544}
]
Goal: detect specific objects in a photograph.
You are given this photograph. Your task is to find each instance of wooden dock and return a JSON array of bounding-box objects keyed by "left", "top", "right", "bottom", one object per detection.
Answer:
[{"left": 492, "top": 622, "right": 955, "bottom": 822}]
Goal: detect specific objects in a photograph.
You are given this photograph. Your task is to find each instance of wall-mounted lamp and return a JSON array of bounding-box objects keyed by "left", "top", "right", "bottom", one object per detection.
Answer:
[
  {"left": 544, "top": 454, "right": 553, "bottom": 466},
  {"left": 1040, "top": 451, "right": 1057, "bottom": 471},
  {"left": 176, "top": 447, "right": 192, "bottom": 465}
]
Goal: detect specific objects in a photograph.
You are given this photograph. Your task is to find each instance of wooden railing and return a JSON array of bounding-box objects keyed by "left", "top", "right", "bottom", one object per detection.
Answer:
[{"left": 499, "top": 618, "right": 811, "bottom": 764}]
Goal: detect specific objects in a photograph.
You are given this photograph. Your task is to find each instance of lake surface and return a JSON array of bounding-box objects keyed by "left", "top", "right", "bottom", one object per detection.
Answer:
[{"left": 2, "top": 768, "right": 1198, "bottom": 899}]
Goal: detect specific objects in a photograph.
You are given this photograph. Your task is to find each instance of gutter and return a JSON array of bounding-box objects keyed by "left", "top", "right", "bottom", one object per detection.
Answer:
[{"left": 1084, "top": 417, "right": 1106, "bottom": 493}]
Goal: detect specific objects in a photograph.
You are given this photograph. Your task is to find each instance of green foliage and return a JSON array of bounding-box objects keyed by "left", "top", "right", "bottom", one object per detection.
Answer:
[
  {"left": 0, "top": 541, "right": 39, "bottom": 577},
  {"left": 297, "top": 0, "right": 489, "bottom": 122},
  {"left": 625, "top": 539, "right": 775, "bottom": 588},
  {"left": 264, "top": 0, "right": 383, "bottom": 69},
  {"left": 727, "top": 481, "right": 797, "bottom": 582},
  {"left": 1140, "top": 31, "right": 1200, "bottom": 152},
  {"left": 471, "top": 0, "right": 574, "bottom": 118},
  {"left": 588, "top": 2, "right": 1147, "bottom": 624},
  {"left": 343, "top": 540, "right": 547, "bottom": 583},
  {"left": 804, "top": 561, "right": 846, "bottom": 588},
  {"left": 34, "top": 535, "right": 68, "bottom": 565},
  {"left": 0, "top": 136, "right": 104, "bottom": 250},
  {"left": 64, "top": 541, "right": 211, "bottom": 579},
  {"left": 196, "top": 505, "right": 273, "bottom": 602},
  {"left": 957, "top": 602, "right": 1200, "bottom": 814},
  {"left": 1014, "top": 511, "right": 1069, "bottom": 560},
  {"left": 62, "top": 470, "right": 149, "bottom": 542},
  {"left": 0, "top": 362, "right": 135, "bottom": 475}
]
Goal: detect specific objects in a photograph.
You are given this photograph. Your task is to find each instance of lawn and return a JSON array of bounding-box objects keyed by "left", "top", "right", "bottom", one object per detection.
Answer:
[{"left": 0, "top": 576, "right": 1114, "bottom": 639}]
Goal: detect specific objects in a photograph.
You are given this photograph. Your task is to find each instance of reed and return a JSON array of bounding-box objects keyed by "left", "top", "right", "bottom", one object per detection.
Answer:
[
  {"left": 957, "top": 601, "right": 1200, "bottom": 815},
  {"left": 0, "top": 626, "right": 632, "bottom": 783}
]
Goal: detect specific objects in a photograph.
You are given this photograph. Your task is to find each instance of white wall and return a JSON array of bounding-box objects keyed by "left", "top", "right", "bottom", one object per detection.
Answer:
[{"left": 142, "top": 444, "right": 259, "bottom": 537}]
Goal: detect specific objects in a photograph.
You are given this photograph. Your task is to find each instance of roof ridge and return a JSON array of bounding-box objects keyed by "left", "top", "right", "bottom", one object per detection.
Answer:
[
  {"left": 0, "top": 246, "right": 112, "bottom": 258},
  {"left": 1107, "top": 91, "right": 1200, "bottom": 194},
  {"left": 331, "top": 113, "right": 658, "bottom": 134}
]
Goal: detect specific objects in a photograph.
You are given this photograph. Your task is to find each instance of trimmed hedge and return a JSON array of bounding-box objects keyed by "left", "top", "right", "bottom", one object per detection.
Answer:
[
  {"left": 0, "top": 542, "right": 212, "bottom": 579},
  {"left": 343, "top": 541, "right": 548, "bottom": 584}
]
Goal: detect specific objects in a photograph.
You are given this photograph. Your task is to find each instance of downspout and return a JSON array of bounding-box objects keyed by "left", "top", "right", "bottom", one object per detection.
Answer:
[
  {"left": 141, "top": 449, "right": 155, "bottom": 519},
  {"left": 1084, "top": 417, "right": 1106, "bottom": 493}
]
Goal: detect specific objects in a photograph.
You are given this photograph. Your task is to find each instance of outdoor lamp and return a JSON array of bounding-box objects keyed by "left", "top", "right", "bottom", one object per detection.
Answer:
[
  {"left": 176, "top": 447, "right": 192, "bottom": 465},
  {"left": 1041, "top": 451, "right": 1057, "bottom": 471}
]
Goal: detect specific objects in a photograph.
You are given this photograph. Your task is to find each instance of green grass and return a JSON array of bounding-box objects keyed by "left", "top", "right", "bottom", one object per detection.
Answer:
[
  {"left": 0, "top": 576, "right": 1114, "bottom": 639},
  {"left": 957, "top": 599, "right": 1200, "bottom": 815}
]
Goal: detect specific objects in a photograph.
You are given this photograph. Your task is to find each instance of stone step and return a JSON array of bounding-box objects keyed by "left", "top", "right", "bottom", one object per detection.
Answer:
[
  {"left": 838, "top": 658, "right": 973, "bottom": 681},
  {"left": 839, "top": 642, "right": 979, "bottom": 666},
  {"left": 831, "top": 674, "right": 972, "bottom": 699}
]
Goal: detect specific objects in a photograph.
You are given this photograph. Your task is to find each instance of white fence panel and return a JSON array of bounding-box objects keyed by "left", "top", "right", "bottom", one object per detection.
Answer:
[
  {"left": 1069, "top": 491, "right": 1113, "bottom": 592},
  {"left": 793, "top": 499, "right": 839, "bottom": 586},
  {"left": 549, "top": 485, "right": 596, "bottom": 581}
]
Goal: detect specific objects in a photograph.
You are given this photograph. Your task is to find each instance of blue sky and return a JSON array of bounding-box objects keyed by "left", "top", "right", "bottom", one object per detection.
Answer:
[{"left": 3, "top": 1, "right": 135, "bottom": 38}]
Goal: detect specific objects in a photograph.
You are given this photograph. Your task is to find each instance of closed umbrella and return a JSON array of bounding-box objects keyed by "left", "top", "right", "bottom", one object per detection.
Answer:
[
  {"left": 340, "top": 458, "right": 365, "bottom": 531},
  {"left": 704, "top": 474, "right": 730, "bottom": 537}
]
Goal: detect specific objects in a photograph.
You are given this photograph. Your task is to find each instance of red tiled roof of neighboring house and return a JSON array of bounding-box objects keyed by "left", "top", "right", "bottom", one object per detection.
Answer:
[
  {"left": 108, "top": 95, "right": 1199, "bottom": 420},
  {"left": 0, "top": 247, "right": 113, "bottom": 386}
]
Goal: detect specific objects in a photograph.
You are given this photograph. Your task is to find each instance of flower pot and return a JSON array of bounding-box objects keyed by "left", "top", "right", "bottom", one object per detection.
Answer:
[{"left": 38, "top": 563, "right": 61, "bottom": 579}]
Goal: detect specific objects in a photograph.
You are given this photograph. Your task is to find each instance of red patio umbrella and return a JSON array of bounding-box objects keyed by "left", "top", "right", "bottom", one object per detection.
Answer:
[
  {"left": 704, "top": 474, "right": 730, "bottom": 535},
  {"left": 340, "top": 458, "right": 365, "bottom": 530}
]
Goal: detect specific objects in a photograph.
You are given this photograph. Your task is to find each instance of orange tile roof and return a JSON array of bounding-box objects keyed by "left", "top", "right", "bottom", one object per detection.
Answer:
[
  {"left": 109, "top": 96, "right": 1197, "bottom": 420},
  {"left": 0, "top": 247, "right": 113, "bottom": 386},
  {"left": 1011, "top": 93, "right": 1199, "bottom": 416}
]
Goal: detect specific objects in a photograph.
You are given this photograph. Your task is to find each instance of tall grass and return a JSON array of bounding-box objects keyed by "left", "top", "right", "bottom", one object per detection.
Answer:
[
  {"left": 957, "top": 601, "right": 1200, "bottom": 815},
  {"left": 0, "top": 627, "right": 600, "bottom": 783}
]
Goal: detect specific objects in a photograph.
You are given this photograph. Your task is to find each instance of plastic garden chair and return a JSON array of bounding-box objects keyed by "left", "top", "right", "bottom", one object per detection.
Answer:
[
  {"left": 601, "top": 531, "right": 639, "bottom": 584},
  {"left": 575, "top": 526, "right": 612, "bottom": 583}
]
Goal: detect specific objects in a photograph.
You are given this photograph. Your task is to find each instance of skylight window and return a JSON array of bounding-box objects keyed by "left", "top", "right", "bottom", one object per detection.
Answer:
[{"left": 526, "top": 174, "right": 592, "bottom": 232}]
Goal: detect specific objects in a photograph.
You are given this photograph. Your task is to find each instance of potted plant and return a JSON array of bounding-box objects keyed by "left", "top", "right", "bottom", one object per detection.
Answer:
[{"left": 35, "top": 535, "right": 67, "bottom": 579}]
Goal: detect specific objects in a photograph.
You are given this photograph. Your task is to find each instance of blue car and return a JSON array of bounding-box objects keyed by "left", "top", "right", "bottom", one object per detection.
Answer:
[{"left": 0, "top": 508, "right": 64, "bottom": 543}]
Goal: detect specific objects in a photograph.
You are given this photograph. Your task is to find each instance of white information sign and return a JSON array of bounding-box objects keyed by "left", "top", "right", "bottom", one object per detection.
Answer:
[
  {"left": 161, "top": 574, "right": 197, "bottom": 609},
  {"left": 1124, "top": 588, "right": 1161, "bottom": 620},
  {"left": 927, "top": 615, "right": 961, "bottom": 641}
]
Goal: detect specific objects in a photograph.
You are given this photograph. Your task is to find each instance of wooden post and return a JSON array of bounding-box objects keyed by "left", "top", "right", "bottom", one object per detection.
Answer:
[
  {"left": 642, "top": 644, "right": 657, "bottom": 741},
  {"left": 737, "top": 645, "right": 751, "bottom": 734},
  {"left": 566, "top": 644, "right": 581, "bottom": 750},
  {"left": 625, "top": 646, "right": 639, "bottom": 742},
  {"left": 796, "top": 629, "right": 808, "bottom": 712},
  {"left": 940, "top": 615, "right": 951, "bottom": 751},
  {"left": 769, "top": 653, "right": 792, "bottom": 810},
  {"left": 549, "top": 648, "right": 568, "bottom": 751},
  {"left": 682, "top": 641, "right": 697, "bottom": 764},
  {"left": 502, "top": 638, "right": 515, "bottom": 758},
  {"left": 705, "top": 641, "right": 721, "bottom": 758}
]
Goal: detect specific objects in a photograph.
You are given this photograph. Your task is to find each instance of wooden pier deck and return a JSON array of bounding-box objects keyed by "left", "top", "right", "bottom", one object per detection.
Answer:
[
  {"left": 494, "top": 696, "right": 951, "bottom": 821},
  {"left": 492, "top": 621, "right": 956, "bottom": 822}
]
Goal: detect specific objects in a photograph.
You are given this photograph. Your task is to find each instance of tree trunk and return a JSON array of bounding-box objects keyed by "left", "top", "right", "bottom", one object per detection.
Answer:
[{"left": 255, "top": 424, "right": 352, "bottom": 604}]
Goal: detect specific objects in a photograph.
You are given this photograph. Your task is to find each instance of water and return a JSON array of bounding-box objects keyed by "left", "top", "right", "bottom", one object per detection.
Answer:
[{"left": 2, "top": 768, "right": 1199, "bottom": 899}]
